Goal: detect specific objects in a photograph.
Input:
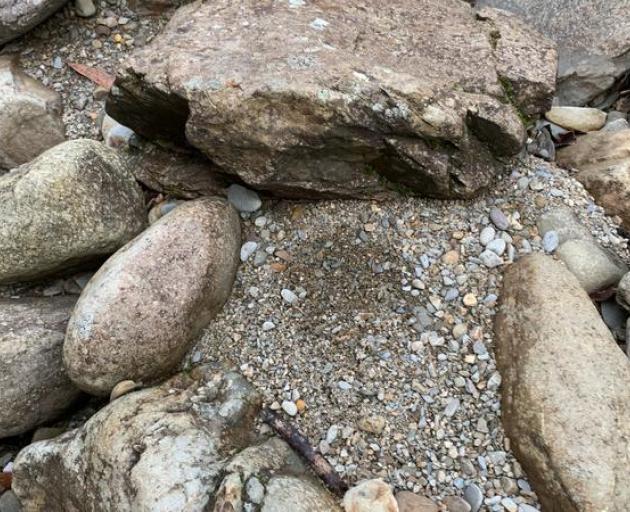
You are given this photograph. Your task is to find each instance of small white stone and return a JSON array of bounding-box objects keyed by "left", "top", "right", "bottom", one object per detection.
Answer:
[{"left": 281, "top": 400, "right": 298, "bottom": 416}]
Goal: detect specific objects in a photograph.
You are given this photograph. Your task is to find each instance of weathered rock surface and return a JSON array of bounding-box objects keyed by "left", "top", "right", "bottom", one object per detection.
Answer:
[
  {"left": 64, "top": 198, "right": 241, "bottom": 396},
  {"left": 0, "top": 139, "right": 146, "bottom": 284},
  {"left": 12, "top": 369, "right": 261, "bottom": 512},
  {"left": 0, "top": 0, "right": 69, "bottom": 44},
  {"left": 557, "top": 129, "right": 630, "bottom": 173},
  {"left": 495, "top": 254, "right": 630, "bottom": 511},
  {"left": 476, "top": 0, "right": 630, "bottom": 106},
  {"left": 0, "top": 55, "right": 65, "bottom": 170},
  {"left": 107, "top": 0, "right": 556, "bottom": 199},
  {"left": 395, "top": 491, "right": 438, "bottom": 512},
  {"left": 545, "top": 106, "right": 606, "bottom": 132},
  {"left": 213, "top": 437, "right": 342, "bottom": 512},
  {"left": 0, "top": 297, "right": 81, "bottom": 439},
  {"left": 577, "top": 162, "right": 630, "bottom": 231},
  {"left": 555, "top": 239, "right": 627, "bottom": 293}
]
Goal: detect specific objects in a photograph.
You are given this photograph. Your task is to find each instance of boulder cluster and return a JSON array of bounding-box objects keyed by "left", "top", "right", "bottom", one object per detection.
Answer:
[{"left": 1, "top": 0, "right": 630, "bottom": 511}]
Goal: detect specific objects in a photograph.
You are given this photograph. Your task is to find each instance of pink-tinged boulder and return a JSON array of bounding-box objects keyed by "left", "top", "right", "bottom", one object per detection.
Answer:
[{"left": 63, "top": 198, "right": 241, "bottom": 396}]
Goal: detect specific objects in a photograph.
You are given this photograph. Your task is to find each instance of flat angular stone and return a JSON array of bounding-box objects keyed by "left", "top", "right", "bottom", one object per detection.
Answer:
[
  {"left": 107, "top": 0, "right": 556, "bottom": 199},
  {"left": 0, "top": 0, "right": 69, "bottom": 44}
]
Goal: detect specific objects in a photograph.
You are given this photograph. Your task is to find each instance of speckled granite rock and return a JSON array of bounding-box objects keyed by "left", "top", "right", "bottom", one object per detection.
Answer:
[
  {"left": 0, "top": 139, "right": 146, "bottom": 284},
  {"left": 63, "top": 198, "right": 241, "bottom": 396},
  {"left": 107, "top": 0, "right": 556, "bottom": 199},
  {"left": 0, "top": 296, "right": 80, "bottom": 439},
  {"left": 496, "top": 254, "right": 630, "bottom": 511}
]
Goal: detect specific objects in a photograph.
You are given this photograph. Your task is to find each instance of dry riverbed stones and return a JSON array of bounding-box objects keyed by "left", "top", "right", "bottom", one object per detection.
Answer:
[
  {"left": 0, "top": 139, "right": 146, "bottom": 284},
  {"left": 63, "top": 198, "right": 241, "bottom": 396}
]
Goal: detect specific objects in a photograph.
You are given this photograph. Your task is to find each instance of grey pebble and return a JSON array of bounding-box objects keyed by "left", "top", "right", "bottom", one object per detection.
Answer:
[
  {"left": 463, "top": 484, "right": 484, "bottom": 512},
  {"left": 480, "top": 226, "right": 496, "bottom": 246},
  {"left": 281, "top": 288, "right": 298, "bottom": 304},
  {"left": 480, "top": 250, "right": 503, "bottom": 268},
  {"left": 227, "top": 184, "right": 262, "bottom": 212},
  {"left": 489, "top": 207, "right": 510, "bottom": 230},
  {"left": 240, "top": 241, "right": 258, "bottom": 262},
  {"left": 542, "top": 230, "right": 559, "bottom": 253},
  {"left": 486, "top": 238, "right": 506, "bottom": 256}
]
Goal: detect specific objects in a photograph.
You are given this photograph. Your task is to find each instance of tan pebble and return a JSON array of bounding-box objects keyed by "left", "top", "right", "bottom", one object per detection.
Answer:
[
  {"left": 358, "top": 415, "right": 386, "bottom": 434},
  {"left": 452, "top": 231, "right": 465, "bottom": 240},
  {"left": 442, "top": 250, "right": 459, "bottom": 265},
  {"left": 463, "top": 293, "right": 478, "bottom": 307},
  {"left": 274, "top": 249, "right": 292, "bottom": 262},
  {"left": 396, "top": 491, "right": 438, "bottom": 512},
  {"left": 364, "top": 223, "right": 376, "bottom": 232},
  {"left": 535, "top": 195, "right": 546, "bottom": 208},
  {"left": 344, "top": 479, "right": 397, "bottom": 512},
  {"left": 452, "top": 323, "right": 467, "bottom": 338},
  {"left": 110, "top": 380, "right": 139, "bottom": 401},
  {"left": 296, "top": 399, "right": 306, "bottom": 412},
  {"left": 112, "top": 33, "right": 123, "bottom": 43},
  {"left": 270, "top": 262, "right": 287, "bottom": 272},
  {"left": 464, "top": 354, "right": 476, "bottom": 364}
]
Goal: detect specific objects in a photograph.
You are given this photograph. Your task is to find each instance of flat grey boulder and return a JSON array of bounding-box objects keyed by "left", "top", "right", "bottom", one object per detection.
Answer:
[
  {"left": 476, "top": 0, "right": 630, "bottom": 106},
  {"left": 0, "top": 0, "right": 69, "bottom": 44},
  {"left": 107, "top": 0, "right": 556, "bottom": 199},
  {"left": 0, "top": 139, "right": 146, "bottom": 284},
  {"left": 0, "top": 55, "right": 65, "bottom": 170},
  {"left": 12, "top": 368, "right": 261, "bottom": 512},
  {"left": 0, "top": 296, "right": 81, "bottom": 439},
  {"left": 495, "top": 254, "right": 630, "bottom": 511},
  {"left": 63, "top": 198, "right": 241, "bottom": 396}
]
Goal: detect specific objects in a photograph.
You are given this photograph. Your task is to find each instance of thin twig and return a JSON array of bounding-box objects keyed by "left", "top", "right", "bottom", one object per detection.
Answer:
[{"left": 261, "top": 408, "right": 348, "bottom": 496}]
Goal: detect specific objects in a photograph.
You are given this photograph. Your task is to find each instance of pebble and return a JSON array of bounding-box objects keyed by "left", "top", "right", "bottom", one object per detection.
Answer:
[
  {"left": 281, "top": 288, "right": 298, "bottom": 304},
  {"left": 227, "top": 184, "right": 262, "bottom": 212},
  {"left": 281, "top": 400, "right": 298, "bottom": 416},
  {"left": 0, "top": 491, "right": 21, "bottom": 512},
  {"left": 463, "top": 293, "right": 478, "bottom": 307},
  {"left": 246, "top": 477, "right": 265, "bottom": 504},
  {"left": 262, "top": 321, "right": 276, "bottom": 331},
  {"left": 463, "top": 484, "right": 484, "bottom": 512},
  {"left": 110, "top": 380, "right": 138, "bottom": 402},
  {"left": 480, "top": 250, "right": 503, "bottom": 268},
  {"left": 479, "top": 226, "right": 496, "bottom": 246},
  {"left": 74, "top": 0, "right": 96, "bottom": 17},
  {"left": 443, "top": 496, "right": 472, "bottom": 512},
  {"left": 518, "top": 505, "right": 539, "bottom": 512},
  {"left": 358, "top": 415, "right": 386, "bottom": 434},
  {"left": 486, "top": 238, "right": 506, "bottom": 256},
  {"left": 542, "top": 230, "right": 559, "bottom": 253},
  {"left": 501, "top": 498, "right": 518, "bottom": 512},
  {"left": 489, "top": 208, "right": 510, "bottom": 230},
  {"left": 240, "top": 241, "right": 258, "bottom": 262}
]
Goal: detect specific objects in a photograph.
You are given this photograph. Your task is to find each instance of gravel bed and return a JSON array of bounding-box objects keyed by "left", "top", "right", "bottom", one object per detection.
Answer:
[{"left": 196, "top": 159, "right": 629, "bottom": 510}]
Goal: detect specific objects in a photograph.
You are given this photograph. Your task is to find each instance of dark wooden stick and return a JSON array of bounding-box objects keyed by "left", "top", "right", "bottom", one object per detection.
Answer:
[{"left": 261, "top": 408, "right": 348, "bottom": 496}]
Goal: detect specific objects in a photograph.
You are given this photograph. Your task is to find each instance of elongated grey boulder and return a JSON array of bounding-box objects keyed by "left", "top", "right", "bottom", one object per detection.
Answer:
[
  {"left": 0, "top": 0, "right": 69, "bottom": 44},
  {"left": 63, "top": 198, "right": 241, "bottom": 396},
  {"left": 0, "top": 296, "right": 81, "bottom": 439},
  {"left": 0, "top": 139, "right": 146, "bottom": 284},
  {"left": 107, "top": 0, "right": 556, "bottom": 199},
  {"left": 0, "top": 55, "right": 65, "bottom": 170},
  {"left": 12, "top": 369, "right": 261, "bottom": 512},
  {"left": 495, "top": 254, "right": 630, "bottom": 511}
]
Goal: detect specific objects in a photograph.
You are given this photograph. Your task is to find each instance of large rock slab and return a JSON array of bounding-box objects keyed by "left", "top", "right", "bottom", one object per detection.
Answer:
[
  {"left": 0, "top": 0, "right": 68, "bottom": 44},
  {"left": 476, "top": 0, "right": 630, "bottom": 106},
  {"left": 107, "top": 0, "right": 556, "bottom": 199},
  {"left": 495, "top": 254, "right": 630, "bottom": 511},
  {"left": 0, "top": 139, "right": 146, "bottom": 284},
  {"left": 12, "top": 368, "right": 261, "bottom": 512},
  {"left": 63, "top": 198, "right": 241, "bottom": 396},
  {"left": 0, "top": 297, "right": 81, "bottom": 439},
  {"left": 0, "top": 55, "right": 65, "bottom": 170}
]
